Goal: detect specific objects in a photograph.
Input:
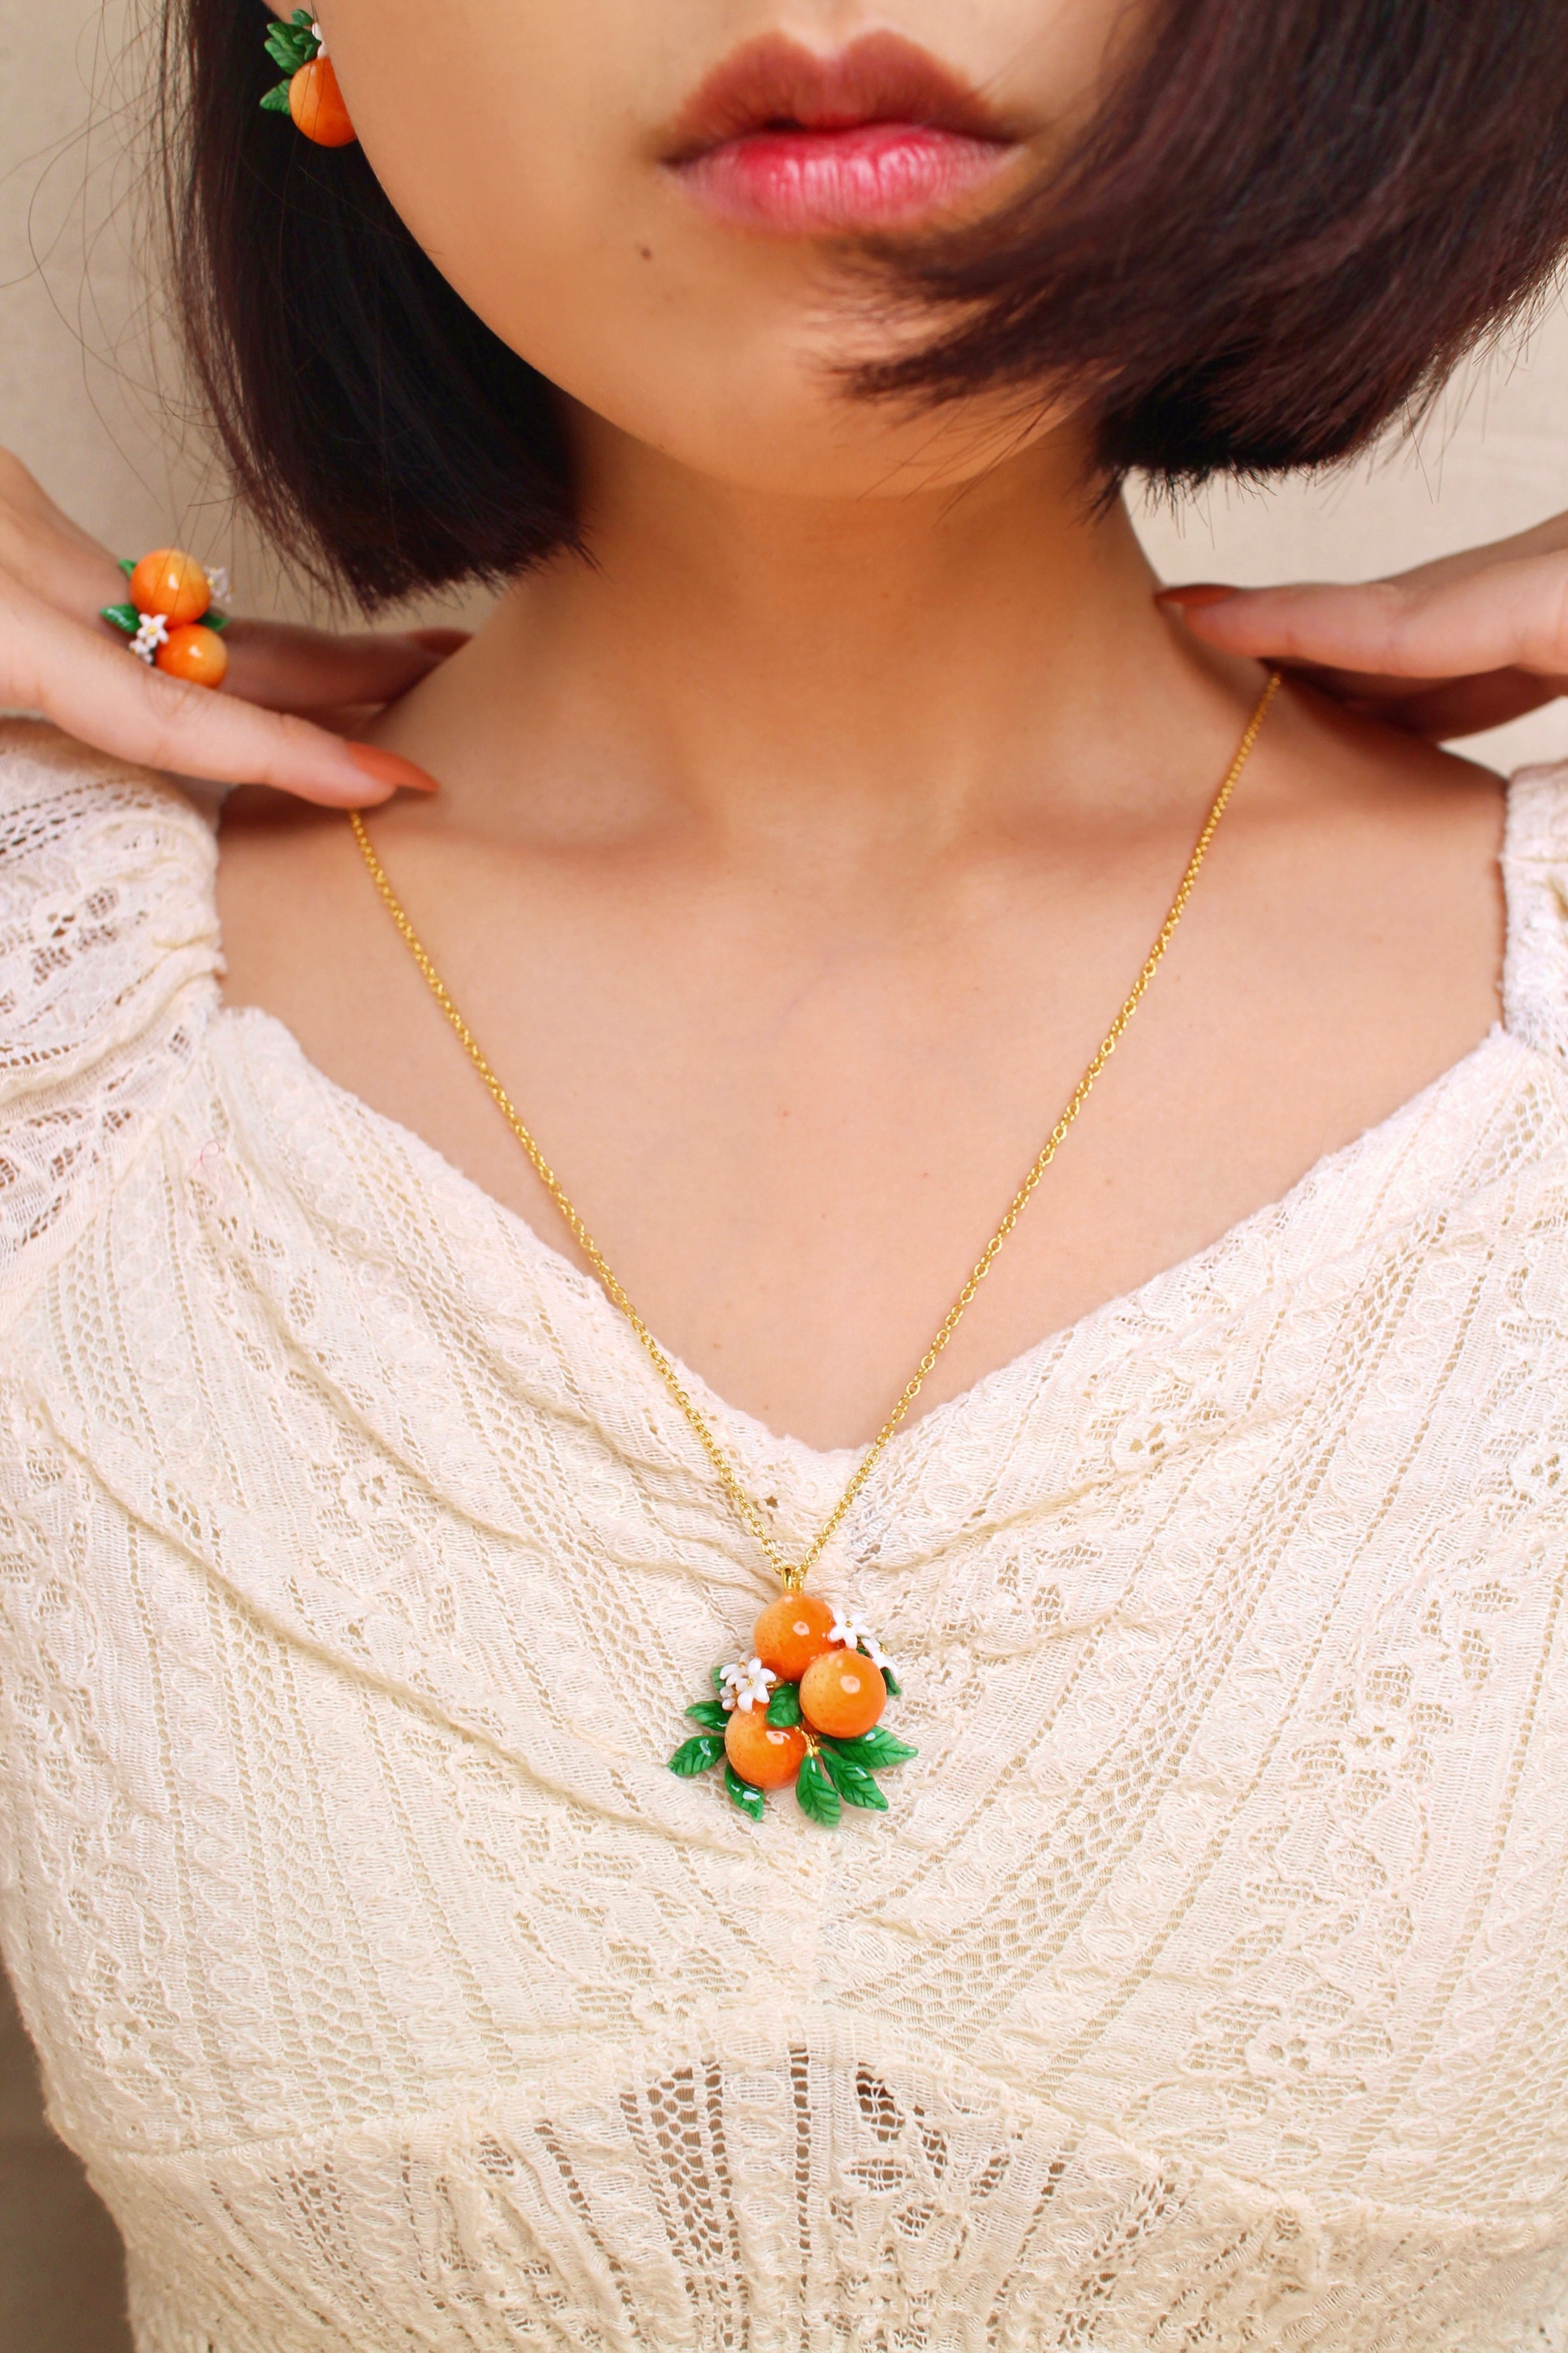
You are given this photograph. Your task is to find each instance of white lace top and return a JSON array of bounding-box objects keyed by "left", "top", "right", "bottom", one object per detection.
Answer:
[{"left": 4, "top": 718, "right": 1568, "bottom": 2352}]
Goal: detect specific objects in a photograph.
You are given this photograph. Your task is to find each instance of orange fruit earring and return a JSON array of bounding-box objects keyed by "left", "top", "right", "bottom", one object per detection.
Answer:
[
  {"left": 260, "top": 12, "right": 358, "bottom": 148},
  {"left": 101, "top": 551, "right": 230, "bottom": 688}
]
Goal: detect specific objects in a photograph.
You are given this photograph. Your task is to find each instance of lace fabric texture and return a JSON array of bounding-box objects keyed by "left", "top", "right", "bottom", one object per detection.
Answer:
[{"left": 3, "top": 718, "right": 1568, "bottom": 2349}]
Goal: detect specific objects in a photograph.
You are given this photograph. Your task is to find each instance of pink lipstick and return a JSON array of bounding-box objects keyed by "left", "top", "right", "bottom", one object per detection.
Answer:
[{"left": 664, "top": 32, "right": 1020, "bottom": 235}]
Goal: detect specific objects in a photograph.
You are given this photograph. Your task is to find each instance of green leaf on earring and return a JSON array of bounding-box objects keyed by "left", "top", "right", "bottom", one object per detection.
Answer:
[
  {"left": 685, "top": 1699, "right": 729, "bottom": 1733},
  {"left": 795, "top": 1752, "right": 842, "bottom": 1827},
  {"left": 766, "top": 1682, "right": 802, "bottom": 1728},
  {"left": 819, "top": 1748, "right": 889, "bottom": 1811},
  {"left": 203, "top": 610, "right": 228, "bottom": 630},
  {"left": 117, "top": 557, "right": 136, "bottom": 577},
  {"left": 825, "top": 1727, "right": 917, "bottom": 1769},
  {"left": 668, "top": 1734, "right": 725, "bottom": 1778},
  {"left": 725, "top": 1762, "right": 765, "bottom": 1822},
  {"left": 260, "top": 81, "right": 295, "bottom": 111},
  {"left": 265, "top": 21, "right": 316, "bottom": 70},
  {"left": 100, "top": 603, "right": 139, "bottom": 634},
  {"left": 882, "top": 1666, "right": 902, "bottom": 1697}
]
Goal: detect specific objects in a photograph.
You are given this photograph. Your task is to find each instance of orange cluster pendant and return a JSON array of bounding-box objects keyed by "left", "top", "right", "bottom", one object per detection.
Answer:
[{"left": 669, "top": 1594, "right": 916, "bottom": 1826}]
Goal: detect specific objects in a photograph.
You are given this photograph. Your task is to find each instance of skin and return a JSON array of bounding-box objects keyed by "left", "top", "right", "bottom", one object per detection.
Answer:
[
  {"left": 209, "top": 0, "right": 1505, "bottom": 1453},
  {"left": 11, "top": 7, "right": 1568, "bottom": 1447}
]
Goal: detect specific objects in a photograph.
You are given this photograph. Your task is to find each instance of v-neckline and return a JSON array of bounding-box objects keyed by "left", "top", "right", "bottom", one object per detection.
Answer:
[{"left": 205, "top": 765, "right": 1533, "bottom": 1491}]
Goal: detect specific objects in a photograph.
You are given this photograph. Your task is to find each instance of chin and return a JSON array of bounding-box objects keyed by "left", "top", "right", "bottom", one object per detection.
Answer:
[{"left": 557, "top": 328, "right": 1074, "bottom": 510}]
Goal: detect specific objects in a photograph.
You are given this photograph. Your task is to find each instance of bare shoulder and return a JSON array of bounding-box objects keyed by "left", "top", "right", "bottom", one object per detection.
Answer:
[
  {"left": 1252, "top": 675, "right": 1505, "bottom": 841},
  {"left": 1213, "top": 676, "right": 1507, "bottom": 1084},
  {"left": 217, "top": 785, "right": 397, "bottom": 1028}
]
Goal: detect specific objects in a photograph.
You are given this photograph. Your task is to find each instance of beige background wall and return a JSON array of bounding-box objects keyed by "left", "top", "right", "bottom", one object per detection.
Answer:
[{"left": 5, "top": 2, "right": 1568, "bottom": 2348}]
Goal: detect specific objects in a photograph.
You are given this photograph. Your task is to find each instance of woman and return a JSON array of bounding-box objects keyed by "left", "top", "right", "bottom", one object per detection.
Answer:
[{"left": 6, "top": 1, "right": 1568, "bottom": 2345}]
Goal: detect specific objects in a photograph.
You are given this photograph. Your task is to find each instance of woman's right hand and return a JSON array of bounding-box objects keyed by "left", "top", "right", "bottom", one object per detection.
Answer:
[{"left": 0, "top": 450, "right": 446, "bottom": 803}]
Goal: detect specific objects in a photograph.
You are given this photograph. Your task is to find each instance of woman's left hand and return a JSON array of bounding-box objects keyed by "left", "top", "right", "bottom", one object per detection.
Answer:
[{"left": 1158, "top": 511, "right": 1568, "bottom": 740}]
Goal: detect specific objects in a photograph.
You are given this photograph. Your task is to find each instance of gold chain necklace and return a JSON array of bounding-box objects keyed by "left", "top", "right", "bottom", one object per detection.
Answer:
[{"left": 350, "top": 669, "right": 1280, "bottom": 1828}]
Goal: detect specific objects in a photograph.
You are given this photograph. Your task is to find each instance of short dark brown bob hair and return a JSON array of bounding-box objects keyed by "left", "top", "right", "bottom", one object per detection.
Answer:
[{"left": 167, "top": 0, "right": 1568, "bottom": 609}]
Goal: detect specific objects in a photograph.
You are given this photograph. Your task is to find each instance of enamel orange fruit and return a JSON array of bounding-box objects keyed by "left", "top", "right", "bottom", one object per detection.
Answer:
[
  {"left": 128, "top": 549, "right": 210, "bottom": 626},
  {"left": 724, "top": 1706, "right": 807, "bottom": 1791},
  {"left": 290, "top": 57, "right": 357, "bottom": 146},
  {"left": 752, "top": 1593, "right": 839, "bottom": 1683},
  {"left": 156, "top": 625, "right": 229, "bottom": 688},
  {"left": 799, "top": 1650, "right": 886, "bottom": 1740}
]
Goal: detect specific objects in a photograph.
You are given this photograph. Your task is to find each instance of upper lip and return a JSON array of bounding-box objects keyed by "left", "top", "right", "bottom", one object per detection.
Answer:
[{"left": 661, "top": 31, "right": 1016, "bottom": 161}]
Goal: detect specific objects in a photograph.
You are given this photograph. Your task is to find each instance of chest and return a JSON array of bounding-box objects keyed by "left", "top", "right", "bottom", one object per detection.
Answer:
[
  {"left": 4, "top": 1054, "right": 1568, "bottom": 2230},
  {"left": 214, "top": 788, "right": 1505, "bottom": 1451}
]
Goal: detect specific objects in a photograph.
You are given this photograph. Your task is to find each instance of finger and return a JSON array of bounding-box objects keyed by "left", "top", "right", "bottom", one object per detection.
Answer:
[
  {"left": 1235, "top": 652, "right": 1568, "bottom": 732},
  {"left": 1365, "top": 509, "right": 1568, "bottom": 596},
  {"left": 218, "top": 620, "right": 464, "bottom": 712},
  {"left": 1189, "top": 511, "right": 1568, "bottom": 618},
  {"left": 3, "top": 578, "right": 437, "bottom": 804},
  {"left": 0, "top": 450, "right": 128, "bottom": 614},
  {"left": 403, "top": 627, "right": 472, "bottom": 656},
  {"left": 1333, "top": 668, "right": 1568, "bottom": 740},
  {"left": 1160, "top": 552, "right": 1568, "bottom": 683}
]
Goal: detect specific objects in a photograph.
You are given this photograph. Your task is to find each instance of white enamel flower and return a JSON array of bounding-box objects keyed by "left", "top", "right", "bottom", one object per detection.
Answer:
[
  {"left": 828, "top": 1606, "right": 894, "bottom": 1676},
  {"left": 204, "top": 565, "right": 230, "bottom": 605},
  {"left": 311, "top": 21, "right": 328, "bottom": 54},
  {"left": 129, "top": 611, "right": 169, "bottom": 664},
  {"left": 719, "top": 1656, "right": 776, "bottom": 1714}
]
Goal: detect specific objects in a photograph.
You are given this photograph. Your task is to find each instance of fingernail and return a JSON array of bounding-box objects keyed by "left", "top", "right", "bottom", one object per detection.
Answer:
[
  {"left": 342, "top": 742, "right": 440, "bottom": 794},
  {"left": 1156, "top": 583, "right": 1240, "bottom": 610}
]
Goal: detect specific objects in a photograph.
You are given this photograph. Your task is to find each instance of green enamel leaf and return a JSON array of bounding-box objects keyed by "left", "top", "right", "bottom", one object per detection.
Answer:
[
  {"left": 795, "top": 1752, "right": 842, "bottom": 1828},
  {"left": 264, "top": 20, "right": 317, "bottom": 70},
  {"left": 828, "top": 1726, "right": 917, "bottom": 1769},
  {"left": 725, "top": 1762, "right": 765, "bottom": 1823},
  {"left": 820, "top": 1747, "right": 888, "bottom": 1811},
  {"left": 685, "top": 1699, "right": 729, "bottom": 1733},
  {"left": 100, "top": 603, "right": 139, "bottom": 634},
  {"left": 766, "top": 1682, "right": 802, "bottom": 1728},
  {"left": 710, "top": 1663, "right": 726, "bottom": 1693},
  {"left": 117, "top": 556, "right": 136, "bottom": 576},
  {"left": 259, "top": 81, "right": 295, "bottom": 111},
  {"left": 668, "top": 1734, "right": 725, "bottom": 1778},
  {"left": 204, "top": 611, "right": 228, "bottom": 631}
]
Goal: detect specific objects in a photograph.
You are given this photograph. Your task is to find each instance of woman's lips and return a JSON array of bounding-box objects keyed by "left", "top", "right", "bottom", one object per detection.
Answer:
[
  {"left": 663, "top": 32, "right": 1020, "bottom": 235},
  {"left": 676, "top": 122, "right": 1012, "bottom": 234}
]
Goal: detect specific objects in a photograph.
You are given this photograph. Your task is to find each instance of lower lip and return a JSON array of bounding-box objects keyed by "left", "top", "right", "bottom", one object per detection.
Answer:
[{"left": 672, "top": 121, "right": 1014, "bottom": 235}]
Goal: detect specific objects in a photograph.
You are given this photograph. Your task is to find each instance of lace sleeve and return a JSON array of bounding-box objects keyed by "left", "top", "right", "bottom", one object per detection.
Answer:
[
  {"left": 0, "top": 721, "right": 221, "bottom": 1312},
  {"left": 1504, "top": 759, "right": 1568, "bottom": 1065}
]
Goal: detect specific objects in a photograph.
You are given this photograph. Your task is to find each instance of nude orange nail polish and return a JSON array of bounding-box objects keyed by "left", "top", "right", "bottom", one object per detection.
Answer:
[
  {"left": 342, "top": 743, "right": 440, "bottom": 794},
  {"left": 1155, "top": 583, "right": 1241, "bottom": 609}
]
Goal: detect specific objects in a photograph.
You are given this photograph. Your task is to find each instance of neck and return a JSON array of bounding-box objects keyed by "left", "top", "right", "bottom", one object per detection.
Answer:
[{"left": 381, "top": 411, "right": 1256, "bottom": 860}]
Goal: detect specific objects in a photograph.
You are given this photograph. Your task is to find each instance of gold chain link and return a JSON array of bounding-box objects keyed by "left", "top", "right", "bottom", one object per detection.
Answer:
[{"left": 351, "top": 670, "right": 1280, "bottom": 1593}]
